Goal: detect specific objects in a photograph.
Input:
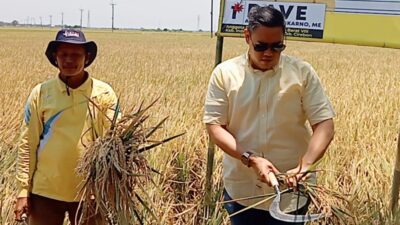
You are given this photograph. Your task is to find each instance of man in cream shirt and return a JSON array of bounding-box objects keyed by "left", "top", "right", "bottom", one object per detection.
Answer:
[{"left": 204, "top": 6, "right": 335, "bottom": 225}]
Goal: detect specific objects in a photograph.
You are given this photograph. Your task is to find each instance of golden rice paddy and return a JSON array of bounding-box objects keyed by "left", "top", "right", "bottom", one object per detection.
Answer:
[{"left": 0, "top": 28, "right": 399, "bottom": 224}]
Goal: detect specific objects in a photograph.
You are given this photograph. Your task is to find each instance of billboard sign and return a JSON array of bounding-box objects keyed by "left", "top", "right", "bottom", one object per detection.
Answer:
[{"left": 220, "top": 1, "right": 327, "bottom": 38}]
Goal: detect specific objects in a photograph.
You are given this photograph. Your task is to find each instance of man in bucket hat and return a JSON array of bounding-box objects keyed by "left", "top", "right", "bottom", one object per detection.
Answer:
[{"left": 14, "top": 29, "right": 119, "bottom": 225}]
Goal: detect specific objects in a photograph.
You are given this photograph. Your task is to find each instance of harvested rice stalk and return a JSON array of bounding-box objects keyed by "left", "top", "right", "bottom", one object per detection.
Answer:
[
  {"left": 272, "top": 162, "right": 355, "bottom": 224},
  {"left": 76, "top": 99, "right": 184, "bottom": 225},
  {"left": 303, "top": 181, "right": 355, "bottom": 225},
  {"left": 277, "top": 170, "right": 355, "bottom": 224},
  {"left": 218, "top": 169, "right": 354, "bottom": 224}
]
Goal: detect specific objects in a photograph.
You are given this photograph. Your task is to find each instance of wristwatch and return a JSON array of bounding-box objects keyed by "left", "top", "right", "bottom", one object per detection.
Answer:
[{"left": 241, "top": 151, "right": 254, "bottom": 167}]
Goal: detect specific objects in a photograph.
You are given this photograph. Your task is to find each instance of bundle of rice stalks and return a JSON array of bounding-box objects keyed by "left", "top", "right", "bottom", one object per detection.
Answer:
[
  {"left": 220, "top": 169, "right": 354, "bottom": 225},
  {"left": 276, "top": 169, "right": 355, "bottom": 225},
  {"left": 76, "top": 99, "right": 184, "bottom": 225},
  {"left": 303, "top": 182, "right": 354, "bottom": 224}
]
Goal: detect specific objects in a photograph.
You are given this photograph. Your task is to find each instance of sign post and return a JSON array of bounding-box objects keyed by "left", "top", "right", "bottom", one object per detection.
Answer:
[
  {"left": 203, "top": 1, "right": 226, "bottom": 223},
  {"left": 203, "top": 37, "right": 224, "bottom": 225}
]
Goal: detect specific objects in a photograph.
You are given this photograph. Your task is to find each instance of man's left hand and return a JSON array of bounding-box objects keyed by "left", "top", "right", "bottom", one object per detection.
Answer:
[{"left": 285, "top": 164, "right": 312, "bottom": 189}]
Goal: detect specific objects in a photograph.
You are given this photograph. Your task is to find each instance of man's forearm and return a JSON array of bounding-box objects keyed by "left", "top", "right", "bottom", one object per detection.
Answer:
[
  {"left": 206, "top": 124, "right": 281, "bottom": 184},
  {"left": 206, "top": 124, "right": 244, "bottom": 160},
  {"left": 302, "top": 119, "right": 334, "bottom": 167}
]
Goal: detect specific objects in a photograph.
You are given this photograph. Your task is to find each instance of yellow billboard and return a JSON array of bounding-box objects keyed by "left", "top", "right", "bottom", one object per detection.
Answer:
[{"left": 218, "top": 0, "right": 400, "bottom": 48}]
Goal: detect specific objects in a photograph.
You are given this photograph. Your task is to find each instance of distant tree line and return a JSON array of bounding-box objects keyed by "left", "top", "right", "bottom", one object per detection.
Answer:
[
  {"left": 0, "top": 20, "right": 205, "bottom": 32},
  {"left": 0, "top": 20, "right": 82, "bottom": 28},
  {"left": 0, "top": 20, "right": 19, "bottom": 26}
]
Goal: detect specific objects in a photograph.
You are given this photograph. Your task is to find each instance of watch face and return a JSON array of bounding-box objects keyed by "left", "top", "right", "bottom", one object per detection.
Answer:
[{"left": 241, "top": 152, "right": 252, "bottom": 166}]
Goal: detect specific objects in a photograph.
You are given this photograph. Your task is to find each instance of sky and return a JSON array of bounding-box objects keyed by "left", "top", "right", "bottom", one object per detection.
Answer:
[{"left": 0, "top": 0, "right": 221, "bottom": 31}]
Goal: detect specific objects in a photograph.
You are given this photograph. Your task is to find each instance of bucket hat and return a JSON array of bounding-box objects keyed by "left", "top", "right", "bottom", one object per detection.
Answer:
[{"left": 45, "top": 29, "right": 97, "bottom": 68}]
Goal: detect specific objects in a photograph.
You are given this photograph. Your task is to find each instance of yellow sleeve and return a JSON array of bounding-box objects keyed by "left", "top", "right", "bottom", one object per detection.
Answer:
[
  {"left": 203, "top": 66, "right": 229, "bottom": 125},
  {"left": 302, "top": 65, "right": 336, "bottom": 125},
  {"left": 17, "top": 84, "right": 43, "bottom": 198}
]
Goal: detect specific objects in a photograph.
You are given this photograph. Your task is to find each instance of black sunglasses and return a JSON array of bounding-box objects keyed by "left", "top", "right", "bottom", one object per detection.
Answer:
[{"left": 252, "top": 42, "right": 286, "bottom": 52}]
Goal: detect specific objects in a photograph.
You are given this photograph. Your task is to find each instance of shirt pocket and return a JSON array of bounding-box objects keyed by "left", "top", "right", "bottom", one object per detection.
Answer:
[{"left": 269, "top": 89, "right": 304, "bottom": 128}]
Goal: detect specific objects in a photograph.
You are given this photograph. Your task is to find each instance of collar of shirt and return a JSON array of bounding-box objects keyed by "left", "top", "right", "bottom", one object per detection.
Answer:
[
  {"left": 244, "top": 49, "right": 284, "bottom": 76},
  {"left": 56, "top": 73, "right": 92, "bottom": 94}
]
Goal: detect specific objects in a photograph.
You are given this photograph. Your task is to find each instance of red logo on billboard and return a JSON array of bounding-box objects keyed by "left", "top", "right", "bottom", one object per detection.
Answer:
[{"left": 231, "top": 2, "right": 244, "bottom": 19}]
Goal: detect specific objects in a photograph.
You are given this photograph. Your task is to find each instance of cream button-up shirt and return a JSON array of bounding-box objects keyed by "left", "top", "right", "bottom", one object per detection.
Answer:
[{"left": 204, "top": 53, "right": 335, "bottom": 211}]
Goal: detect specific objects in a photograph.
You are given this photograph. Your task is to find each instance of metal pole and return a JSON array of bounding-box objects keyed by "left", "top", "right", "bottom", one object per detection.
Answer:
[
  {"left": 211, "top": 0, "right": 214, "bottom": 38},
  {"left": 203, "top": 35, "right": 224, "bottom": 224},
  {"left": 214, "top": 37, "right": 224, "bottom": 66},
  {"left": 390, "top": 131, "right": 400, "bottom": 213}
]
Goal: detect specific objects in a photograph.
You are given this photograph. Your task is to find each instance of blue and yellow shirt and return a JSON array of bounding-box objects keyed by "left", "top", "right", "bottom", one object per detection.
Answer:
[{"left": 17, "top": 75, "right": 118, "bottom": 202}]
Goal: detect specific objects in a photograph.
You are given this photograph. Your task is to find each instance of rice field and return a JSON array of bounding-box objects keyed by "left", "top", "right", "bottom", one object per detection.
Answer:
[{"left": 0, "top": 28, "right": 399, "bottom": 224}]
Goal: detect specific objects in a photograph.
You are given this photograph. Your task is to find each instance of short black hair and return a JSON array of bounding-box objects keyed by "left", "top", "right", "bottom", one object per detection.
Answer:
[{"left": 247, "top": 6, "right": 286, "bottom": 33}]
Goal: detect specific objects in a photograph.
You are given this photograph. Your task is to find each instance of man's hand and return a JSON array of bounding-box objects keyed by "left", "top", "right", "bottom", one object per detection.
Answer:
[
  {"left": 285, "top": 164, "right": 312, "bottom": 189},
  {"left": 284, "top": 119, "right": 334, "bottom": 189},
  {"left": 14, "top": 197, "right": 29, "bottom": 222},
  {"left": 250, "top": 156, "right": 280, "bottom": 186}
]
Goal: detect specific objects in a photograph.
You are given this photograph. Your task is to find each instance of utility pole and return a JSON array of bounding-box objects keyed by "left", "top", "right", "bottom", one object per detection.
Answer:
[
  {"left": 87, "top": 10, "right": 90, "bottom": 28},
  {"left": 111, "top": 1, "right": 116, "bottom": 32},
  {"left": 197, "top": 15, "right": 200, "bottom": 31},
  {"left": 61, "top": 12, "right": 64, "bottom": 28},
  {"left": 49, "top": 15, "right": 52, "bottom": 27},
  {"left": 80, "top": 9, "right": 84, "bottom": 29},
  {"left": 40, "top": 16, "right": 43, "bottom": 29},
  {"left": 211, "top": 0, "right": 214, "bottom": 37}
]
